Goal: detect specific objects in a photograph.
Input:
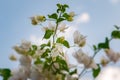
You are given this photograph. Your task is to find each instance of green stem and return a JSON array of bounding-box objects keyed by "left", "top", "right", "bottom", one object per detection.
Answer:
[{"left": 53, "top": 12, "right": 62, "bottom": 44}]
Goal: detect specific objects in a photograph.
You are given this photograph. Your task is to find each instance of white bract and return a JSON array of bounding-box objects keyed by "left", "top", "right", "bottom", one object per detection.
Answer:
[
  {"left": 73, "top": 31, "right": 86, "bottom": 47},
  {"left": 104, "top": 49, "right": 120, "bottom": 62},
  {"left": 58, "top": 23, "right": 68, "bottom": 32},
  {"left": 13, "top": 40, "right": 31, "bottom": 55},
  {"left": 73, "top": 49, "right": 98, "bottom": 69}
]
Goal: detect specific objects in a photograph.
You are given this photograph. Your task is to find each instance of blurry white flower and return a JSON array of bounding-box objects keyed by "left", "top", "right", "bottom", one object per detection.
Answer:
[
  {"left": 58, "top": 23, "right": 68, "bottom": 32},
  {"left": 42, "top": 22, "right": 55, "bottom": 31},
  {"left": 104, "top": 49, "right": 120, "bottom": 62},
  {"left": 19, "top": 55, "right": 32, "bottom": 67},
  {"left": 51, "top": 43, "right": 63, "bottom": 57},
  {"left": 30, "top": 67, "right": 45, "bottom": 80},
  {"left": 73, "top": 49, "right": 98, "bottom": 69},
  {"left": 13, "top": 40, "right": 31, "bottom": 55},
  {"left": 9, "top": 67, "right": 29, "bottom": 80},
  {"left": 65, "top": 74, "right": 78, "bottom": 80},
  {"left": 73, "top": 31, "right": 86, "bottom": 47},
  {"left": 96, "top": 66, "right": 120, "bottom": 80}
]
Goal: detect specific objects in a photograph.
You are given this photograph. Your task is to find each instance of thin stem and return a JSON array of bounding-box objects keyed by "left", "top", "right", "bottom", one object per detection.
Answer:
[{"left": 53, "top": 12, "right": 62, "bottom": 44}]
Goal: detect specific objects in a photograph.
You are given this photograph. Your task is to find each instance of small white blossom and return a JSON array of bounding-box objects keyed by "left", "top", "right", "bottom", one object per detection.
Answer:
[
  {"left": 13, "top": 40, "right": 31, "bottom": 55},
  {"left": 73, "top": 31, "right": 86, "bottom": 47},
  {"left": 104, "top": 49, "right": 120, "bottom": 62},
  {"left": 42, "top": 22, "right": 55, "bottom": 31},
  {"left": 73, "top": 49, "right": 98, "bottom": 69},
  {"left": 19, "top": 55, "right": 32, "bottom": 67},
  {"left": 51, "top": 43, "right": 63, "bottom": 57},
  {"left": 58, "top": 23, "right": 68, "bottom": 32},
  {"left": 9, "top": 67, "right": 29, "bottom": 80}
]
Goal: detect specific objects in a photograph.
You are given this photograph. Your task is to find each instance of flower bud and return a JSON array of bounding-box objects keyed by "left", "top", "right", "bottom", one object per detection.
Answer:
[
  {"left": 36, "top": 15, "right": 46, "bottom": 22},
  {"left": 69, "top": 11, "right": 75, "bottom": 17},
  {"left": 31, "top": 17, "right": 38, "bottom": 25}
]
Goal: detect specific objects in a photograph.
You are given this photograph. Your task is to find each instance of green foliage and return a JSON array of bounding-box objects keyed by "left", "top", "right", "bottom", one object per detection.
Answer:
[
  {"left": 98, "top": 37, "right": 109, "bottom": 49},
  {"left": 111, "top": 30, "right": 120, "bottom": 39},
  {"left": 93, "top": 45, "right": 97, "bottom": 51},
  {"left": 34, "top": 58, "right": 43, "bottom": 65},
  {"left": 56, "top": 56, "right": 69, "bottom": 71},
  {"left": 56, "top": 37, "right": 70, "bottom": 48},
  {"left": 40, "top": 41, "right": 51, "bottom": 49},
  {"left": 43, "top": 29, "right": 54, "bottom": 39},
  {"left": 41, "top": 49, "right": 51, "bottom": 58},
  {"left": 29, "top": 45, "right": 37, "bottom": 56},
  {"left": 69, "top": 69, "right": 77, "bottom": 75},
  {"left": 92, "top": 64, "right": 101, "bottom": 78},
  {"left": 0, "top": 68, "right": 11, "bottom": 80},
  {"left": 56, "top": 4, "right": 69, "bottom": 13},
  {"left": 48, "top": 13, "right": 58, "bottom": 20}
]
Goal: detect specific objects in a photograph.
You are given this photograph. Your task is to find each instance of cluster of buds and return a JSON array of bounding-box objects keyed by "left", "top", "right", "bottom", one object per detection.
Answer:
[
  {"left": 31, "top": 15, "right": 46, "bottom": 25},
  {"left": 67, "top": 12, "right": 75, "bottom": 21}
]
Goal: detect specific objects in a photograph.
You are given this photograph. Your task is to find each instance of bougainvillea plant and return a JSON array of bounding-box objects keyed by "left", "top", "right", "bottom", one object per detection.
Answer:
[{"left": 0, "top": 3, "right": 120, "bottom": 80}]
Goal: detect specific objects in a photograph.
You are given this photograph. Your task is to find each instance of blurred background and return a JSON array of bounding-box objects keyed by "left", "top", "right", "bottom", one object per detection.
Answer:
[{"left": 0, "top": 0, "right": 120, "bottom": 80}]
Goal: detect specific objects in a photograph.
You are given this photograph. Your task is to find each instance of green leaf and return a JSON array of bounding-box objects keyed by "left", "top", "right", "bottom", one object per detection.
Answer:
[
  {"left": 41, "top": 49, "right": 50, "bottom": 58},
  {"left": 41, "top": 44, "right": 47, "bottom": 49},
  {"left": 63, "top": 13, "right": 70, "bottom": 19},
  {"left": 43, "top": 29, "right": 54, "bottom": 39},
  {"left": 69, "top": 69, "right": 77, "bottom": 75},
  {"left": 56, "top": 56, "right": 69, "bottom": 71},
  {"left": 63, "top": 40, "right": 70, "bottom": 48},
  {"left": 56, "top": 37, "right": 64, "bottom": 43},
  {"left": 32, "top": 45, "right": 37, "bottom": 50},
  {"left": 57, "top": 18, "right": 65, "bottom": 23},
  {"left": 34, "top": 58, "right": 42, "bottom": 65},
  {"left": 0, "top": 68, "right": 11, "bottom": 80},
  {"left": 98, "top": 37, "right": 109, "bottom": 49},
  {"left": 114, "top": 25, "right": 120, "bottom": 30},
  {"left": 93, "top": 45, "right": 97, "bottom": 51},
  {"left": 56, "top": 37, "right": 70, "bottom": 48},
  {"left": 57, "top": 3, "right": 61, "bottom": 9},
  {"left": 63, "top": 4, "right": 69, "bottom": 8},
  {"left": 111, "top": 30, "right": 120, "bottom": 39},
  {"left": 40, "top": 41, "right": 51, "bottom": 49},
  {"left": 48, "top": 13, "right": 58, "bottom": 19},
  {"left": 92, "top": 64, "right": 101, "bottom": 78}
]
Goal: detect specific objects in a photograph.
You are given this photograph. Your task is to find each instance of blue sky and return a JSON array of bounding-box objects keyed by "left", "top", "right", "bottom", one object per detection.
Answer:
[{"left": 0, "top": 0, "right": 120, "bottom": 79}]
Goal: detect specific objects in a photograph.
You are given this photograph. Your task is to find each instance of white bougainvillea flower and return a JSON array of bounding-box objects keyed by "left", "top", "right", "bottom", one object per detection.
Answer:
[
  {"left": 73, "top": 49, "right": 98, "bottom": 69},
  {"left": 42, "top": 22, "right": 55, "bottom": 31},
  {"left": 58, "top": 23, "right": 68, "bottom": 32},
  {"left": 65, "top": 74, "right": 78, "bottom": 80},
  {"left": 51, "top": 43, "right": 63, "bottom": 57},
  {"left": 30, "top": 67, "right": 45, "bottom": 80},
  {"left": 104, "top": 49, "right": 120, "bottom": 62},
  {"left": 9, "top": 67, "right": 29, "bottom": 80},
  {"left": 13, "top": 40, "right": 31, "bottom": 55},
  {"left": 73, "top": 31, "right": 86, "bottom": 47},
  {"left": 33, "top": 47, "right": 45, "bottom": 58},
  {"left": 19, "top": 55, "right": 32, "bottom": 67}
]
